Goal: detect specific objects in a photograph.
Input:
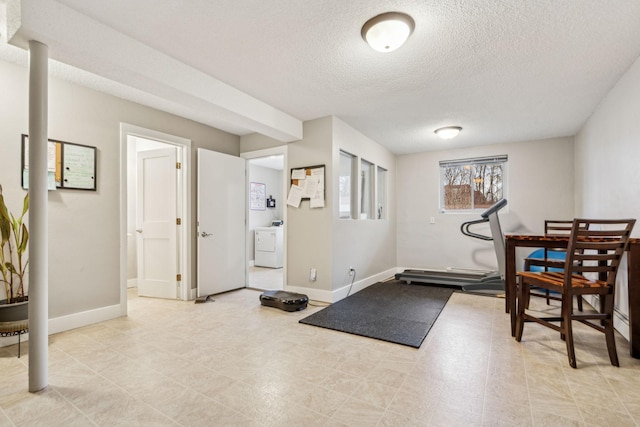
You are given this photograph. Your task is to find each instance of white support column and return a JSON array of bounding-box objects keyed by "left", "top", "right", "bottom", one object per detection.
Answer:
[{"left": 28, "top": 40, "right": 49, "bottom": 393}]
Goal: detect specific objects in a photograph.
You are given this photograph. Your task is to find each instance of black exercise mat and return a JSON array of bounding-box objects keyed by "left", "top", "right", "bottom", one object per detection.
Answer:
[{"left": 299, "top": 281, "right": 454, "bottom": 348}]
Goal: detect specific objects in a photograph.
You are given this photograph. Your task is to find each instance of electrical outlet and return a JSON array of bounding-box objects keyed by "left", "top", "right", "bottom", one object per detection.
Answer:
[
  {"left": 349, "top": 266, "right": 354, "bottom": 276},
  {"left": 430, "top": 216, "right": 435, "bottom": 224},
  {"left": 309, "top": 268, "right": 317, "bottom": 281}
]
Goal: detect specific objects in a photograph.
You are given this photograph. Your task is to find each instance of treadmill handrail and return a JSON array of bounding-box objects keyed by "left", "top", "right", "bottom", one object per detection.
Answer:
[
  {"left": 461, "top": 218, "right": 493, "bottom": 241},
  {"left": 480, "top": 198, "right": 508, "bottom": 219}
]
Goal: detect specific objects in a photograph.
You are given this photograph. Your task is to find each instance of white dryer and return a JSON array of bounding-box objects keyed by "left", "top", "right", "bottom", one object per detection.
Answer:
[{"left": 255, "top": 227, "right": 283, "bottom": 268}]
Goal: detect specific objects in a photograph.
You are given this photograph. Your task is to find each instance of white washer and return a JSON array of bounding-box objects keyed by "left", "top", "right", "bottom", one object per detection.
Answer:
[{"left": 255, "top": 227, "right": 283, "bottom": 268}]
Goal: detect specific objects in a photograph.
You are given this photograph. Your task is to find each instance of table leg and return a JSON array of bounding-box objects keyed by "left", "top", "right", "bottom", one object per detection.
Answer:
[
  {"left": 506, "top": 239, "right": 517, "bottom": 336},
  {"left": 629, "top": 242, "right": 640, "bottom": 358}
]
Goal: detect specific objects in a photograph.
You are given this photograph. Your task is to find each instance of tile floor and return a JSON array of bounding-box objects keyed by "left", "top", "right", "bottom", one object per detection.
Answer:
[
  {"left": 248, "top": 266, "right": 283, "bottom": 291},
  {"left": 1, "top": 286, "right": 640, "bottom": 426}
]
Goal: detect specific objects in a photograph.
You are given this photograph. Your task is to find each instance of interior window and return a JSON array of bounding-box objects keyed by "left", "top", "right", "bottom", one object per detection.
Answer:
[
  {"left": 360, "top": 159, "right": 374, "bottom": 219},
  {"left": 339, "top": 151, "right": 355, "bottom": 219},
  {"left": 377, "top": 166, "right": 387, "bottom": 219}
]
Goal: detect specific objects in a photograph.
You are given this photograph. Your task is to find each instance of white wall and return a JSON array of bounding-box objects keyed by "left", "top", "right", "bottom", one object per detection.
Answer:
[
  {"left": 396, "top": 137, "right": 575, "bottom": 272},
  {"left": 0, "top": 58, "right": 239, "bottom": 320},
  {"left": 332, "top": 117, "right": 397, "bottom": 293},
  {"left": 575, "top": 56, "right": 640, "bottom": 226},
  {"left": 286, "top": 117, "right": 334, "bottom": 295},
  {"left": 240, "top": 133, "right": 283, "bottom": 153},
  {"left": 247, "top": 163, "right": 283, "bottom": 260},
  {"left": 574, "top": 54, "right": 640, "bottom": 334},
  {"left": 241, "top": 116, "right": 397, "bottom": 301}
]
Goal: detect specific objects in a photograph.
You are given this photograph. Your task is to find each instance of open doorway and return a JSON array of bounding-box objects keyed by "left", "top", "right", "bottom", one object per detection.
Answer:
[
  {"left": 242, "top": 147, "right": 287, "bottom": 292},
  {"left": 120, "top": 124, "right": 191, "bottom": 314}
]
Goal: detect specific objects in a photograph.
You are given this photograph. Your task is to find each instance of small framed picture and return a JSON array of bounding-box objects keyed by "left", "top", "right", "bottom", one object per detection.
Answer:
[{"left": 250, "top": 182, "right": 266, "bottom": 210}]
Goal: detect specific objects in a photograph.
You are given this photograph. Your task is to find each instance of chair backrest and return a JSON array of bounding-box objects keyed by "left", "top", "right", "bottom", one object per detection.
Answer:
[
  {"left": 545, "top": 220, "right": 576, "bottom": 236},
  {"left": 564, "top": 219, "right": 636, "bottom": 288}
]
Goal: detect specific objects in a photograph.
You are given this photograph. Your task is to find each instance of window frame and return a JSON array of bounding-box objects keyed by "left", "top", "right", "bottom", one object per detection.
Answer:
[
  {"left": 339, "top": 150, "right": 356, "bottom": 219},
  {"left": 359, "top": 158, "right": 375, "bottom": 220},
  {"left": 376, "top": 165, "right": 387, "bottom": 220},
  {"left": 439, "top": 155, "right": 507, "bottom": 213}
]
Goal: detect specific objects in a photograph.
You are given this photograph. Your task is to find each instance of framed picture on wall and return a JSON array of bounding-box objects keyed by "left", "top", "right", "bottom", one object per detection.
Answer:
[
  {"left": 250, "top": 182, "right": 266, "bottom": 210},
  {"left": 21, "top": 134, "right": 97, "bottom": 191}
]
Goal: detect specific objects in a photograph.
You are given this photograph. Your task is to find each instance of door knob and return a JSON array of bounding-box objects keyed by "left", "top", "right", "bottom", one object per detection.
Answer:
[{"left": 200, "top": 231, "right": 212, "bottom": 238}]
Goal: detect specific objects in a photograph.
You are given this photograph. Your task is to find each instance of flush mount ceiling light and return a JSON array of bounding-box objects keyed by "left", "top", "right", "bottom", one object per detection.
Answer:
[
  {"left": 361, "top": 12, "right": 415, "bottom": 53},
  {"left": 434, "top": 126, "right": 462, "bottom": 140}
]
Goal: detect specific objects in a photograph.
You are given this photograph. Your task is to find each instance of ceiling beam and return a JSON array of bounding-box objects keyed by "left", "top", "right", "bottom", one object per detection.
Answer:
[{"left": 5, "top": 0, "right": 303, "bottom": 142}]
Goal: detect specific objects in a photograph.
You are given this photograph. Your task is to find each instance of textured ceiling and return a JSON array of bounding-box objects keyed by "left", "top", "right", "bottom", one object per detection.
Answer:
[{"left": 2, "top": 0, "right": 640, "bottom": 154}]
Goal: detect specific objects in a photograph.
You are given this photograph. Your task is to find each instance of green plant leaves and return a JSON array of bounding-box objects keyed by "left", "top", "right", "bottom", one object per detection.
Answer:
[{"left": 0, "top": 185, "right": 29, "bottom": 302}]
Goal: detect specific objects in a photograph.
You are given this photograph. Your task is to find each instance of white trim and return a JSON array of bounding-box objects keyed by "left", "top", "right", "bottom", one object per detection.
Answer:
[
  {"left": 1, "top": 304, "right": 121, "bottom": 348},
  {"left": 285, "top": 285, "right": 335, "bottom": 304},
  {"left": 119, "top": 126, "right": 129, "bottom": 316},
  {"left": 614, "top": 311, "right": 630, "bottom": 341},
  {"left": 332, "top": 268, "right": 397, "bottom": 302},
  {"left": 127, "top": 278, "right": 137, "bottom": 288},
  {"left": 49, "top": 305, "right": 122, "bottom": 335},
  {"left": 0, "top": 334, "right": 25, "bottom": 348},
  {"left": 583, "top": 295, "right": 630, "bottom": 341},
  {"left": 241, "top": 146, "right": 288, "bottom": 290},
  {"left": 287, "top": 267, "right": 396, "bottom": 304}
]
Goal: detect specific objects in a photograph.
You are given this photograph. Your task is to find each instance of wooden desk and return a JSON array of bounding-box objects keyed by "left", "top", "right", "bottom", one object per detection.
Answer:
[{"left": 505, "top": 235, "right": 640, "bottom": 358}]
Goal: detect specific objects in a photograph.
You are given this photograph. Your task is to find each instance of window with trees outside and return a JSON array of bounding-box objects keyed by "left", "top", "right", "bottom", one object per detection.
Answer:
[{"left": 439, "top": 155, "right": 507, "bottom": 212}]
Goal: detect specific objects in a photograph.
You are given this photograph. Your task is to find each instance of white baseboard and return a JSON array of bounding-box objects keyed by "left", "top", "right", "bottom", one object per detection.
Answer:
[
  {"left": 284, "top": 285, "right": 334, "bottom": 303},
  {"left": 583, "top": 295, "right": 630, "bottom": 341},
  {"left": 0, "top": 304, "right": 122, "bottom": 348},
  {"left": 286, "top": 268, "right": 397, "bottom": 304},
  {"left": 127, "top": 278, "right": 137, "bottom": 288},
  {"left": 332, "top": 268, "right": 397, "bottom": 302},
  {"left": 48, "top": 304, "right": 122, "bottom": 335}
]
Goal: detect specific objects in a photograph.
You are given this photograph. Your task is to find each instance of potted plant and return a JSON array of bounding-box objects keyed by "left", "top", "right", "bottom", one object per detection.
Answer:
[
  {"left": 0, "top": 185, "right": 29, "bottom": 303},
  {"left": 0, "top": 185, "right": 29, "bottom": 357}
]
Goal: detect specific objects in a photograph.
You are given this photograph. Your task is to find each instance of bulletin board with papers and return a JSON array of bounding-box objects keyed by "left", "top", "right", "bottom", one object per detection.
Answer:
[
  {"left": 22, "top": 134, "right": 97, "bottom": 191},
  {"left": 287, "top": 165, "right": 325, "bottom": 208}
]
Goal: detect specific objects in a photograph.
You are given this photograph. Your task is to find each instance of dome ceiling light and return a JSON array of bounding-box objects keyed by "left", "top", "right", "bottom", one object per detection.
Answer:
[
  {"left": 361, "top": 12, "right": 415, "bottom": 53},
  {"left": 434, "top": 126, "right": 462, "bottom": 140}
]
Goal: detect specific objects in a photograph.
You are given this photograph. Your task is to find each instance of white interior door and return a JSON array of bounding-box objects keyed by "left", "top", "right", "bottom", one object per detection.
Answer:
[
  {"left": 197, "top": 148, "right": 246, "bottom": 296},
  {"left": 136, "top": 147, "right": 178, "bottom": 299}
]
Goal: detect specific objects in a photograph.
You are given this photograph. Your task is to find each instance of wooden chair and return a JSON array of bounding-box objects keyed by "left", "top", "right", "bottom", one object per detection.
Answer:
[
  {"left": 524, "top": 220, "right": 583, "bottom": 310},
  {"left": 515, "top": 218, "right": 635, "bottom": 368}
]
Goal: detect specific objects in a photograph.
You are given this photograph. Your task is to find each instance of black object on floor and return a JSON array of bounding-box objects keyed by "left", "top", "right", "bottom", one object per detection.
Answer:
[
  {"left": 299, "top": 280, "right": 454, "bottom": 348},
  {"left": 195, "top": 295, "right": 215, "bottom": 304},
  {"left": 260, "top": 290, "right": 309, "bottom": 312}
]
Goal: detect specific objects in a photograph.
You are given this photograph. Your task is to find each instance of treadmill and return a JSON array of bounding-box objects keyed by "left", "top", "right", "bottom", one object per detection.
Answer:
[{"left": 395, "top": 198, "right": 507, "bottom": 293}]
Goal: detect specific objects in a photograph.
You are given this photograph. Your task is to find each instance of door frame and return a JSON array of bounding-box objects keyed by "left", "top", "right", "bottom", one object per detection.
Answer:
[
  {"left": 119, "top": 123, "right": 192, "bottom": 315},
  {"left": 241, "top": 145, "right": 288, "bottom": 289}
]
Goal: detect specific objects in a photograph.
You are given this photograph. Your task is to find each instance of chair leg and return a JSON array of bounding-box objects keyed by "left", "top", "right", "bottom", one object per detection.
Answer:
[
  {"left": 546, "top": 289, "right": 550, "bottom": 305},
  {"left": 577, "top": 296, "right": 583, "bottom": 312},
  {"left": 515, "top": 279, "right": 527, "bottom": 342},
  {"left": 562, "top": 293, "right": 577, "bottom": 368},
  {"left": 18, "top": 333, "right": 21, "bottom": 358},
  {"left": 602, "top": 294, "right": 619, "bottom": 367}
]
